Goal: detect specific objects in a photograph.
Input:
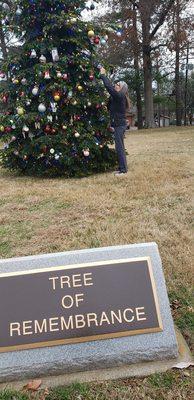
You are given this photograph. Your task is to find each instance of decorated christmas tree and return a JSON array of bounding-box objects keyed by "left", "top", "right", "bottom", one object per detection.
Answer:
[{"left": 0, "top": 0, "right": 118, "bottom": 177}]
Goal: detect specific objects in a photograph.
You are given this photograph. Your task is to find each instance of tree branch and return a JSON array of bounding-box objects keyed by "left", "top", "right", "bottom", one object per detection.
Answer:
[{"left": 150, "top": 0, "right": 176, "bottom": 40}]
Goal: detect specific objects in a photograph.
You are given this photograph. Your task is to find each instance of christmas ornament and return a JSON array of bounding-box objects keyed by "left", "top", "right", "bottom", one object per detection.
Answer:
[
  {"left": 116, "top": 30, "right": 122, "bottom": 37},
  {"left": 53, "top": 92, "right": 61, "bottom": 102},
  {"left": 87, "top": 101, "right": 92, "bottom": 107},
  {"left": 39, "top": 54, "right": 46, "bottom": 63},
  {"left": 63, "top": 73, "right": 68, "bottom": 80},
  {"left": 2, "top": 94, "right": 8, "bottom": 103},
  {"left": 70, "top": 17, "right": 77, "bottom": 24},
  {"left": 77, "top": 85, "right": 83, "bottom": 92},
  {"left": 88, "top": 30, "right": 95, "bottom": 38},
  {"left": 11, "top": 136, "right": 16, "bottom": 141},
  {"left": 50, "top": 148, "right": 55, "bottom": 154},
  {"left": 17, "top": 106, "right": 25, "bottom": 115},
  {"left": 21, "top": 78, "right": 27, "bottom": 85},
  {"left": 56, "top": 71, "right": 62, "bottom": 78},
  {"left": 35, "top": 122, "right": 41, "bottom": 129},
  {"left": 16, "top": 6, "right": 22, "bottom": 16},
  {"left": 22, "top": 125, "right": 29, "bottom": 132},
  {"left": 83, "top": 149, "right": 90, "bottom": 157},
  {"left": 74, "top": 131, "right": 80, "bottom": 138},
  {"left": 0, "top": 125, "right": 5, "bottom": 132},
  {"left": 101, "top": 38, "right": 107, "bottom": 45},
  {"left": 12, "top": 78, "right": 19, "bottom": 84},
  {"left": 45, "top": 125, "right": 51, "bottom": 133},
  {"left": 50, "top": 102, "right": 57, "bottom": 112},
  {"left": 5, "top": 126, "right": 12, "bottom": 133},
  {"left": 72, "top": 100, "right": 77, "bottom": 105},
  {"left": 47, "top": 115, "right": 53, "bottom": 122},
  {"left": 62, "top": 125, "right": 67, "bottom": 130},
  {"left": 94, "top": 36, "right": 100, "bottom": 45},
  {"left": 44, "top": 71, "right": 51, "bottom": 79},
  {"left": 30, "top": 49, "right": 37, "bottom": 58},
  {"left": 89, "top": 74, "right": 94, "bottom": 81},
  {"left": 55, "top": 154, "right": 60, "bottom": 160},
  {"left": 32, "top": 85, "right": 39, "bottom": 95},
  {"left": 38, "top": 103, "right": 46, "bottom": 113},
  {"left": 51, "top": 48, "right": 59, "bottom": 62}
]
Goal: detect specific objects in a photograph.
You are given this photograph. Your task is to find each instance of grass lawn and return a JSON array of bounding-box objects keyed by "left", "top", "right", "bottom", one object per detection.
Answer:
[{"left": 0, "top": 126, "right": 193, "bottom": 399}]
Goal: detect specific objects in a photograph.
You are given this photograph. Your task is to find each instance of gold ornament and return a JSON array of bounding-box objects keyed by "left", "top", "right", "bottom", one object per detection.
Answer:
[
  {"left": 17, "top": 106, "right": 25, "bottom": 115},
  {"left": 88, "top": 30, "right": 95, "bottom": 38},
  {"left": 77, "top": 85, "right": 83, "bottom": 91}
]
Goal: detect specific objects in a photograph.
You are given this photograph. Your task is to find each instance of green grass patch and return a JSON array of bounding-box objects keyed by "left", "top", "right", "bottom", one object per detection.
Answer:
[
  {"left": 0, "top": 390, "right": 29, "bottom": 400},
  {"left": 0, "top": 241, "right": 12, "bottom": 257},
  {"left": 46, "top": 383, "right": 89, "bottom": 400},
  {"left": 148, "top": 371, "right": 175, "bottom": 389}
]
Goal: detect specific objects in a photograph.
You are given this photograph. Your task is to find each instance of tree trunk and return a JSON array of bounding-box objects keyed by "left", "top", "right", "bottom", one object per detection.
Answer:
[
  {"left": 175, "top": 0, "right": 182, "bottom": 126},
  {"left": 184, "top": 43, "right": 189, "bottom": 126},
  {"left": 132, "top": 6, "right": 143, "bottom": 129},
  {"left": 142, "top": 45, "right": 155, "bottom": 128},
  {"left": 140, "top": 8, "right": 155, "bottom": 128}
]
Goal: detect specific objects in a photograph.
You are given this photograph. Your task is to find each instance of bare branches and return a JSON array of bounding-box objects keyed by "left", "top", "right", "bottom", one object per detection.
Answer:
[{"left": 150, "top": 0, "right": 176, "bottom": 40}]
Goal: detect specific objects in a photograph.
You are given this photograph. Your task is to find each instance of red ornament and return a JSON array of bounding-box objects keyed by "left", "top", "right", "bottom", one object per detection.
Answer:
[
  {"left": 96, "top": 104, "right": 101, "bottom": 109},
  {"left": 42, "top": 146, "right": 48, "bottom": 153},
  {"left": 2, "top": 95, "right": 8, "bottom": 103},
  {"left": 93, "top": 36, "right": 100, "bottom": 45},
  {"left": 45, "top": 125, "right": 51, "bottom": 133},
  {"left": 74, "top": 115, "right": 81, "bottom": 121},
  {"left": 63, "top": 73, "right": 68, "bottom": 80},
  {"left": 89, "top": 74, "right": 94, "bottom": 81},
  {"left": 5, "top": 126, "right": 12, "bottom": 133}
]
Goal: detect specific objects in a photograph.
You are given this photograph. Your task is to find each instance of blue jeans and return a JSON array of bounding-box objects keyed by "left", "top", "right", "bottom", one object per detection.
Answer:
[{"left": 114, "top": 126, "right": 128, "bottom": 172}]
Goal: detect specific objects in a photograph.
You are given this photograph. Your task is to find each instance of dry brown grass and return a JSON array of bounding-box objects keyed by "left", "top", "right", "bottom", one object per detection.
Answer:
[
  {"left": 0, "top": 127, "right": 193, "bottom": 289},
  {"left": 0, "top": 126, "right": 193, "bottom": 399}
]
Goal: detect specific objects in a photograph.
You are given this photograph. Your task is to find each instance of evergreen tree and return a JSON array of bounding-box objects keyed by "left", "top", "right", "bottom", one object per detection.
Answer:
[{"left": 0, "top": 0, "right": 117, "bottom": 177}]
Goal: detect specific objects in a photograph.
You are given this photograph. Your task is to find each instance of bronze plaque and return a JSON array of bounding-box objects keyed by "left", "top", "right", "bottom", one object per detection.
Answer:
[{"left": 0, "top": 257, "right": 163, "bottom": 353}]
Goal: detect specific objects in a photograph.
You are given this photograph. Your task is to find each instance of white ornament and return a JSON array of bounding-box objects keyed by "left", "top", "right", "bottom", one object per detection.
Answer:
[
  {"left": 70, "top": 17, "right": 77, "bottom": 24},
  {"left": 35, "top": 122, "right": 41, "bottom": 129},
  {"left": 21, "top": 78, "right": 27, "bottom": 85},
  {"left": 83, "top": 149, "right": 90, "bottom": 157},
  {"left": 16, "top": 6, "right": 22, "bottom": 16},
  {"left": 51, "top": 48, "right": 59, "bottom": 62},
  {"left": 32, "top": 86, "right": 39, "bottom": 95},
  {"left": 55, "top": 154, "right": 60, "bottom": 160},
  {"left": 50, "top": 148, "right": 55, "bottom": 154},
  {"left": 39, "top": 54, "right": 46, "bottom": 63},
  {"left": 22, "top": 125, "right": 29, "bottom": 132},
  {"left": 57, "top": 71, "right": 62, "bottom": 78},
  {"left": 30, "top": 49, "right": 37, "bottom": 58},
  {"left": 47, "top": 115, "right": 53, "bottom": 122},
  {"left": 74, "top": 131, "right": 80, "bottom": 138},
  {"left": 50, "top": 102, "right": 57, "bottom": 113},
  {"left": 38, "top": 103, "right": 46, "bottom": 113}
]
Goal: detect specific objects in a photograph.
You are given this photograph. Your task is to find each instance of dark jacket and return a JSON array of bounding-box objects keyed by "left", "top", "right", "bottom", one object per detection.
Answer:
[{"left": 101, "top": 75, "right": 127, "bottom": 127}]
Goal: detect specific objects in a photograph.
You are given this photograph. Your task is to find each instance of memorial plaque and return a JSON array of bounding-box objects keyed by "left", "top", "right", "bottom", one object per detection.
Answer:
[{"left": 0, "top": 257, "right": 163, "bottom": 353}]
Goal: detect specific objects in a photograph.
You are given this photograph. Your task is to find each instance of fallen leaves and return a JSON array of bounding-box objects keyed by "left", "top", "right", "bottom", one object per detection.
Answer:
[{"left": 23, "top": 379, "right": 42, "bottom": 391}]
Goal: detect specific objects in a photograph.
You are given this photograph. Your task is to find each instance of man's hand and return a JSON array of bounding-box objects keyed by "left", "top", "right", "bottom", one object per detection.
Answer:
[{"left": 100, "top": 67, "right": 106, "bottom": 75}]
